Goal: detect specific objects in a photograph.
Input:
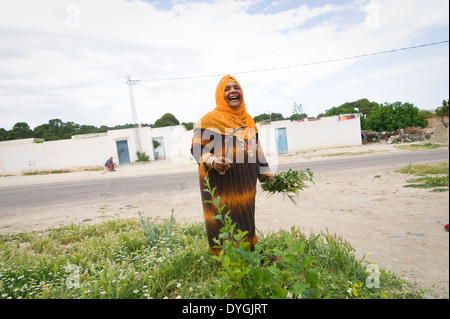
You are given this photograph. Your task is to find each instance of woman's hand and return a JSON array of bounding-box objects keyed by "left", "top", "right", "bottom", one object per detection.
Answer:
[{"left": 211, "top": 156, "right": 231, "bottom": 175}]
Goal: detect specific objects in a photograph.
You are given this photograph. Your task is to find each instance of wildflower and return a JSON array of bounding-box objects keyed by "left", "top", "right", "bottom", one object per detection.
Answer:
[
  {"left": 347, "top": 288, "right": 353, "bottom": 296},
  {"left": 176, "top": 296, "right": 181, "bottom": 299},
  {"left": 85, "top": 289, "right": 90, "bottom": 294},
  {"left": 133, "top": 290, "right": 139, "bottom": 294},
  {"left": 189, "top": 287, "right": 194, "bottom": 292},
  {"left": 286, "top": 292, "right": 293, "bottom": 299},
  {"left": 177, "top": 283, "right": 181, "bottom": 288}
]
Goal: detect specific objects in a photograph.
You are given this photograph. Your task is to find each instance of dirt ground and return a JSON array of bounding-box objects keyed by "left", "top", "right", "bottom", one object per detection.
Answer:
[{"left": 0, "top": 142, "right": 448, "bottom": 298}]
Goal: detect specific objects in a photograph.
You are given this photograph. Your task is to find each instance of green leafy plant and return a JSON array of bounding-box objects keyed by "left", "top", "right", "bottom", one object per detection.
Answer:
[
  {"left": 136, "top": 151, "right": 150, "bottom": 162},
  {"left": 261, "top": 168, "right": 314, "bottom": 204},
  {"left": 139, "top": 210, "right": 175, "bottom": 247},
  {"left": 397, "top": 162, "right": 449, "bottom": 192},
  {"left": 202, "top": 177, "right": 321, "bottom": 299}
]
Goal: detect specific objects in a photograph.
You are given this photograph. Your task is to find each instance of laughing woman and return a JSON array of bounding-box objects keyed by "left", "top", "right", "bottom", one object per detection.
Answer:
[{"left": 191, "top": 74, "right": 274, "bottom": 256}]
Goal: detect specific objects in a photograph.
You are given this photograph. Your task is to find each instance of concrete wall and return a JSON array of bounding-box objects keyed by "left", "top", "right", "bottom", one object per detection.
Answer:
[
  {"left": 0, "top": 116, "right": 361, "bottom": 175},
  {"left": 0, "top": 135, "right": 112, "bottom": 175},
  {"left": 257, "top": 115, "right": 362, "bottom": 156}
]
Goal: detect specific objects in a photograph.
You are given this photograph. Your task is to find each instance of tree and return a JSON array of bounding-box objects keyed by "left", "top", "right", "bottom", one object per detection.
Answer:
[
  {"left": 153, "top": 113, "right": 180, "bottom": 128},
  {"left": 318, "top": 99, "right": 378, "bottom": 119},
  {"left": 352, "top": 98, "right": 378, "bottom": 118},
  {"left": 289, "top": 113, "right": 307, "bottom": 121},
  {"left": 435, "top": 99, "right": 449, "bottom": 128},
  {"left": 365, "top": 101, "right": 427, "bottom": 131},
  {"left": 181, "top": 122, "right": 194, "bottom": 130},
  {"left": 318, "top": 105, "right": 358, "bottom": 117},
  {"left": 6, "top": 122, "right": 34, "bottom": 140},
  {"left": 253, "top": 113, "right": 271, "bottom": 123},
  {"left": 0, "top": 128, "right": 7, "bottom": 141},
  {"left": 33, "top": 123, "right": 50, "bottom": 138}
]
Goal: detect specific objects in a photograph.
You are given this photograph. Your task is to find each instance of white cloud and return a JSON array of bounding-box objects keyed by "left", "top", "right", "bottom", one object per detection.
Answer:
[{"left": 0, "top": 0, "right": 448, "bottom": 130}]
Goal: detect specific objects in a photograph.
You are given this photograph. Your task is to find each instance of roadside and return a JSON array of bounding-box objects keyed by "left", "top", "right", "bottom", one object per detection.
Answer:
[
  {"left": 1, "top": 141, "right": 449, "bottom": 298},
  {"left": 0, "top": 142, "right": 428, "bottom": 187}
]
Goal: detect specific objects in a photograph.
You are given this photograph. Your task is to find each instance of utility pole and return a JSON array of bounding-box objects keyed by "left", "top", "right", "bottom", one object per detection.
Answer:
[{"left": 126, "top": 75, "right": 142, "bottom": 154}]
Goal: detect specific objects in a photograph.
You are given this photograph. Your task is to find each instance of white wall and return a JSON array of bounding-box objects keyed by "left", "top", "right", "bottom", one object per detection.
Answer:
[
  {"left": 0, "top": 117, "right": 361, "bottom": 175},
  {"left": 257, "top": 116, "right": 361, "bottom": 155},
  {"left": 0, "top": 136, "right": 112, "bottom": 175}
]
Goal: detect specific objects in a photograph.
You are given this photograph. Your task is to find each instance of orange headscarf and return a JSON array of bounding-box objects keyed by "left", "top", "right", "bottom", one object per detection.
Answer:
[{"left": 195, "top": 74, "right": 257, "bottom": 137}]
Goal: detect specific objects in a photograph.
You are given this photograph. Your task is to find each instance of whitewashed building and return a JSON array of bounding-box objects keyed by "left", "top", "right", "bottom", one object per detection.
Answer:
[{"left": 0, "top": 115, "right": 361, "bottom": 175}]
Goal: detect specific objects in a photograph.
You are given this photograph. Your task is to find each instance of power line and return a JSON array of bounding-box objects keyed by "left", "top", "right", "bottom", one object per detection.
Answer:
[
  {"left": 140, "top": 40, "right": 449, "bottom": 82},
  {"left": 0, "top": 40, "right": 447, "bottom": 97}
]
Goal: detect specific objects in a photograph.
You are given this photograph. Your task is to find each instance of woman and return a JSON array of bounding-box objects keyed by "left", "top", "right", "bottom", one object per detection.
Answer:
[{"left": 191, "top": 74, "right": 273, "bottom": 256}]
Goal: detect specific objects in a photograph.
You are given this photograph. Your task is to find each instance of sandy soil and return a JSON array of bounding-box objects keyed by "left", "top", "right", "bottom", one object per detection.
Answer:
[{"left": 0, "top": 142, "right": 448, "bottom": 298}]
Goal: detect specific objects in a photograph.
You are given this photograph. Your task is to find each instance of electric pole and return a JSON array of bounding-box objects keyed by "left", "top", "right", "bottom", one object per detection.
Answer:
[{"left": 126, "top": 75, "right": 142, "bottom": 154}]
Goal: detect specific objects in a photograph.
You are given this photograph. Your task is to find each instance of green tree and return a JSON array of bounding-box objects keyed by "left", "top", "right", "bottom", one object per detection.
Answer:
[
  {"left": 365, "top": 102, "right": 427, "bottom": 131},
  {"left": 351, "top": 98, "right": 379, "bottom": 118},
  {"left": 33, "top": 123, "right": 50, "bottom": 138},
  {"left": 289, "top": 113, "right": 308, "bottom": 121},
  {"left": 318, "top": 105, "right": 358, "bottom": 117},
  {"left": 153, "top": 113, "right": 179, "bottom": 128},
  {"left": 0, "top": 128, "right": 7, "bottom": 141},
  {"left": 435, "top": 99, "right": 449, "bottom": 128},
  {"left": 48, "top": 118, "right": 63, "bottom": 137},
  {"left": 253, "top": 113, "right": 271, "bottom": 123},
  {"left": 181, "top": 122, "right": 194, "bottom": 130},
  {"left": 6, "top": 122, "right": 34, "bottom": 140}
]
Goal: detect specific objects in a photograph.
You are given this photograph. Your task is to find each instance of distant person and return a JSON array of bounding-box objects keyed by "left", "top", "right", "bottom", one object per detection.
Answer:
[{"left": 105, "top": 157, "right": 116, "bottom": 172}]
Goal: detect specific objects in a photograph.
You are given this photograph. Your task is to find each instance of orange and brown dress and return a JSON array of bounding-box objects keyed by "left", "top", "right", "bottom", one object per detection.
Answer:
[{"left": 191, "top": 75, "right": 273, "bottom": 256}]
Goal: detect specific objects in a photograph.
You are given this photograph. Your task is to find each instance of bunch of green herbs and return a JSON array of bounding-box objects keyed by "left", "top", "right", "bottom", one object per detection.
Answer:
[{"left": 261, "top": 168, "right": 314, "bottom": 204}]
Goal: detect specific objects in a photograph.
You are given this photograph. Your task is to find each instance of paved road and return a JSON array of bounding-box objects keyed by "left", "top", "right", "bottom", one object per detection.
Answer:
[{"left": 0, "top": 149, "right": 447, "bottom": 212}]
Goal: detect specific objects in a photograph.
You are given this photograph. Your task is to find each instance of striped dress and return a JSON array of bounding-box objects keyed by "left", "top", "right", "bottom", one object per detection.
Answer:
[{"left": 191, "top": 126, "right": 272, "bottom": 256}]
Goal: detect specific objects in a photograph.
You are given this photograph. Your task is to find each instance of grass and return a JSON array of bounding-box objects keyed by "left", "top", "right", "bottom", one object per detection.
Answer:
[
  {"left": 396, "top": 162, "right": 449, "bottom": 192},
  {"left": 23, "top": 169, "right": 71, "bottom": 176},
  {"left": 395, "top": 143, "right": 447, "bottom": 151},
  {"left": 0, "top": 216, "right": 425, "bottom": 299}
]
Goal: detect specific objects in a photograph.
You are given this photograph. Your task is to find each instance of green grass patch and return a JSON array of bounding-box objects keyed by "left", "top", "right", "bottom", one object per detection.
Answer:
[
  {"left": 396, "top": 162, "right": 448, "bottom": 175},
  {"left": 23, "top": 169, "right": 71, "bottom": 176},
  {"left": 395, "top": 143, "right": 446, "bottom": 151},
  {"left": 0, "top": 215, "right": 425, "bottom": 299},
  {"left": 397, "top": 162, "right": 449, "bottom": 192}
]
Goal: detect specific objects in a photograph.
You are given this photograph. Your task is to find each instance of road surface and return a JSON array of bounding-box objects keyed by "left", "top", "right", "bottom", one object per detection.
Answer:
[{"left": 0, "top": 149, "right": 447, "bottom": 214}]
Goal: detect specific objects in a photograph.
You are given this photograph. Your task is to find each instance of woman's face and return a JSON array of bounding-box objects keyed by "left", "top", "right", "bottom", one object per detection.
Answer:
[{"left": 224, "top": 81, "right": 242, "bottom": 109}]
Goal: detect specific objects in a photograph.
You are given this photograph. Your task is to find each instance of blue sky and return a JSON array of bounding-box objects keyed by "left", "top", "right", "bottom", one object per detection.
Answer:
[{"left": 0, "top": 0, "right": 448, "bottom": 130}]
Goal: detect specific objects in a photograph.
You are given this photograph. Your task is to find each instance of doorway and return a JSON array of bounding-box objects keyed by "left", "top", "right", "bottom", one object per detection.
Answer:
[
  {"left": 152, "top": 137, "right": 165, "bottom": 160},
  {"left": 116, "top": 140, "right": 130, "bottom": 164},
  {"left": 275, "top": 128, "right": 288, "bottom": 154}
]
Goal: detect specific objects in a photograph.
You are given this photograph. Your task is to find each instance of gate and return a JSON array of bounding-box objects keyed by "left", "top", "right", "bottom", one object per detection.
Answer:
[
  {"left": 116, "top": 140, "right": 130, "bottom": 164},
  {"left": 275, "top": 127, "right": 288, "bottom": 154}
]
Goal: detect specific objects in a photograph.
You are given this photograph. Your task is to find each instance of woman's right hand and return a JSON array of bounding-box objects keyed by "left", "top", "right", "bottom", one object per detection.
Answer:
[{"left": 212, "top": 156, "right": 231, "bottom": 175}]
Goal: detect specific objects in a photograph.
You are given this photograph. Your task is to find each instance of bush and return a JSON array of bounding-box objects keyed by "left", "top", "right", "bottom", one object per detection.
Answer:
[
  {"left": 136, "top": 151, "right": 150, "bottom": 162},
  {"left": 365, "top": 102, "right": 427, "bottom": 131}
]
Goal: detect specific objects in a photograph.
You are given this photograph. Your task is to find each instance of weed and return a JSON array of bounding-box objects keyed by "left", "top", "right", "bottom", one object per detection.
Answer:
[
  {"left": 0, "top": 213, "right": 426, "bottom": 299},
  {"left": 397, "top": 162, "right": 449, "bottom": 192},
  {"left": 261, "top": 168, "right": 314, "bottom": 204}
]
